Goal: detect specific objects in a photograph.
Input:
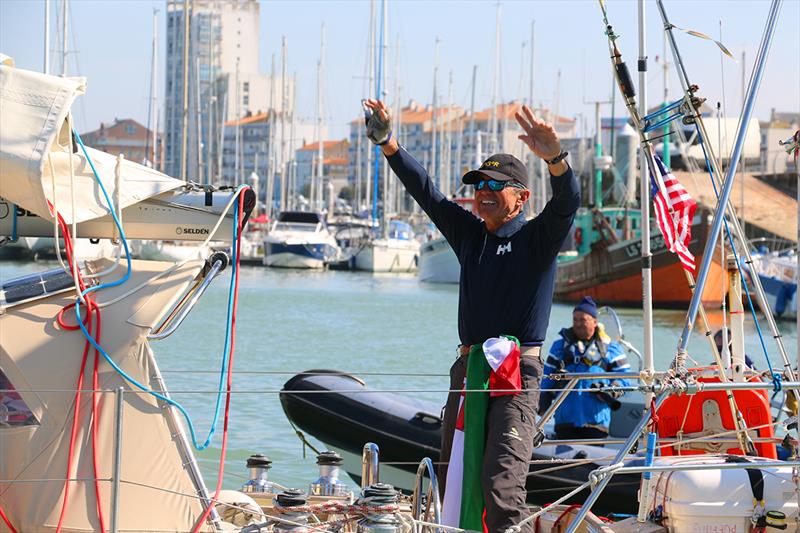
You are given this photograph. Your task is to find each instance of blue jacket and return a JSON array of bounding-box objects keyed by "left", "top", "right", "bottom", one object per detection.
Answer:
[
  {"left": 385, "top": 147, "right": 580, "bottom": 345},
  {"left": 541, "top": 327, "right": 630, "bottom": 431}
]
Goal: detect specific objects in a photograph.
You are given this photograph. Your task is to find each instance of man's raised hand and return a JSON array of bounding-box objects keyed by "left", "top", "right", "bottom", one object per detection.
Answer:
[
  {"left": 363, "top": 98, "right": 392, "bottom": 146},
  {"left": 514, "top": 105, "right": 562, "bottom": 161}
]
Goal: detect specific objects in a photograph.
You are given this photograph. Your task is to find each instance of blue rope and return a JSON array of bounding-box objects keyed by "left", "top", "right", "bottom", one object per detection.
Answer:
[
  {"left": 695, "top": 130, "right": 781, "bottom": 392},
  {"left": 643, "top": 112, "right": 684, "bottom": 133},
  {"left": 70, "top": 130, "right": 246, "bottom": 450},
  {"left": 642, "top": 97, "right": 683, "bottom": 121}
]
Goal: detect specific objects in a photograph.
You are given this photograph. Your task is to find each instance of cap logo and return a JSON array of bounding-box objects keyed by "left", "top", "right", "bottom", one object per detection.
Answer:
[{"left": 481, "top": 160, "right": 501, "bottom": 168}]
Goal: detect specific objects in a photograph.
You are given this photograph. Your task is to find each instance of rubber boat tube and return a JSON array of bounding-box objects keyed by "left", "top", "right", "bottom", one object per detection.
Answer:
[{"left": 279, "top": 370, "right": 642, "bottom": 514}]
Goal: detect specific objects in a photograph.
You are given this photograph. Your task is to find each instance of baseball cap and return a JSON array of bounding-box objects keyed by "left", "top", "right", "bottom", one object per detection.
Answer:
[{"left": 462, "top": 153, "right": 529, "bottom": 188}]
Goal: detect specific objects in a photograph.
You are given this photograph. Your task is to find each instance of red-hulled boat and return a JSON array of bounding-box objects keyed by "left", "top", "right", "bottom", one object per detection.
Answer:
[{"left": 555, "top": 209, "right": 725, "bottom": 308}]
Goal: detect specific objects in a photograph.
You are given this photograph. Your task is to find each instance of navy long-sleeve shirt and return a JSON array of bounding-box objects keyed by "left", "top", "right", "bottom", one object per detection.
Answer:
[{"left": 386, "top": 147, "right": 580, "bottom": 346}]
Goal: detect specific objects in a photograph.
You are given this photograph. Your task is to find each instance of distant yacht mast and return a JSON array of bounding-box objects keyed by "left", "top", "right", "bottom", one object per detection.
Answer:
[
  {"left": 43, "top": 0, "right": 50, "bottom": 74},
  {"left": 60, "top": 0, "right": 68, "bottom": 76},
  {"left": 146, "top": 8, "right": 159, "bottom": 169},
  {"left": 489, "top": 3, "right": 501, "bottom": 154}
]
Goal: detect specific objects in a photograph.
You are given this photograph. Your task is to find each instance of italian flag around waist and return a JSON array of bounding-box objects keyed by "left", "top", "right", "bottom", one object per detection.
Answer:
[{"left": 442, "top": 336, "right": 522, "bottom": 532}]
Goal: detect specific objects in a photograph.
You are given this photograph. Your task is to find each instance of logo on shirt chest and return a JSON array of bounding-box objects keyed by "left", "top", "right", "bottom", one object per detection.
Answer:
[{"left": 496, "top": 242, "right": 512, "bottom": 255}]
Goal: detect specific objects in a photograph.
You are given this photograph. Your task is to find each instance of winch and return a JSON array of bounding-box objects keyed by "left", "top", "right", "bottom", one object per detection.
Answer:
[
  {"left": 273, "top": 488, "right": 311, "bottom": 533},
  {"left": 241, "top": 454, "right": 274, "bottom": 493},
  {"left": 356, "top": 483, "right": 404, "bottom": 533},
  {"left": 309, "top": 450, "right": 348, "bottom": 497}
]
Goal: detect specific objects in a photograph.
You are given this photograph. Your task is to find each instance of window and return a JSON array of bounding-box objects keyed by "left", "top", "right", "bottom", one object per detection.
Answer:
[
  {"left": 243, "top": 95, "right": 249, "bottom": 106},
  {"left": 243, "top": 82, "right": 250, "bottom": 93},
  {"left": 1, "top": 367, "right": 38, "bottom": 427},
  {"left": 126, "top": 124, "right": 136, "bottom": 135}
]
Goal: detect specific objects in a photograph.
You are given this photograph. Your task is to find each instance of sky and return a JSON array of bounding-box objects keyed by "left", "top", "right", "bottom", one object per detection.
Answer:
[{"left": 1, "top": 0, "right": 798, "bottom": 140}]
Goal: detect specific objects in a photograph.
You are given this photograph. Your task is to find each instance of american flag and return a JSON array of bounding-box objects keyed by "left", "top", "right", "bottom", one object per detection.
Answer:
[{"left": 650, "top": 155, "right": 697, "bottom": 274}]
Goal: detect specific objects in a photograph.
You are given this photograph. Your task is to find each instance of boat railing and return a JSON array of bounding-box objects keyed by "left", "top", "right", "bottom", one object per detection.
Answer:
[
  {"left": 598, "top": 306, "right": 644, "bottom": 373},
  {"left": 6, "top": 372, "right": 800, "bottom": 532},
  {"left": 411, "top": 457, "right": 442, "bottom": 533},
  {"left": 147, "top": 252, "right": 229, "bottom": 341}
]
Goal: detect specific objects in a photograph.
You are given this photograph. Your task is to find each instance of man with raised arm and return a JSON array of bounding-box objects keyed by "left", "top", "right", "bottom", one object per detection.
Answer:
[{"left": 363, "top": 99, "right": 579, "bottom": 533}]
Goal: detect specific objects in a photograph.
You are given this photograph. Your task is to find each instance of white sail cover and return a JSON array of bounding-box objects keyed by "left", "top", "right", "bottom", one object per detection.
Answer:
[
  {"left": 0, "top": 57, "right": 183, "bottom": 224},
  {"left": 0, "top": 258, "right": 214, "bottom": 532}
]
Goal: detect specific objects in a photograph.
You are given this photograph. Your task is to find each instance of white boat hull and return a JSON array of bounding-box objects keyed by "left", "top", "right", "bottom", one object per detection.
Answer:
[
  {"left": 418, "top": 237, "right": 459, "bottom": 283},
  {"left": 132, "top": 240, "right": 208, "bottom": 262},
  {"left": 263, "top": 250, "right": 326, "bottom": 269},
  {"left": 354, "top": 238, "right": 420, "bottom": 273}
]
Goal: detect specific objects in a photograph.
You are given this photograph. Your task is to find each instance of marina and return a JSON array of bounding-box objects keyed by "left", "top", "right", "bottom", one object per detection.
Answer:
[{"left": 1, "top": 0, "right": 799, "bottom": 531}]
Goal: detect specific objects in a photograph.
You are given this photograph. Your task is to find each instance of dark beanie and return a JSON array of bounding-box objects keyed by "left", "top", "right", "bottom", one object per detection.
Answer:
[{"left": 574, "top": 296, "right": 598, "bottom": 318}]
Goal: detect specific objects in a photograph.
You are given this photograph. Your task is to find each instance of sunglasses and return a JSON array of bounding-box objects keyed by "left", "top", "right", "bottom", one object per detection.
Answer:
[{"left": 474, "top": 179, "right": 526, "bottom": 191}]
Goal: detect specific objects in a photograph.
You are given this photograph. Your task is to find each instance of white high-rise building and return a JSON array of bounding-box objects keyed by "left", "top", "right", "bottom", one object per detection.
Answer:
[{"left": 164, "top": 0, "right": 294, "bottom": 184}]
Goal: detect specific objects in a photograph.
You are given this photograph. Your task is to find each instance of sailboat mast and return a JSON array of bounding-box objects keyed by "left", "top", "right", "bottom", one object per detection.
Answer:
[
  {"left": 279, "top": 36, "right": 287, "bottom": 212},
  {"left": 392, "top": 34, "right": 401, "bottom": 214},
  {"left": 179, "top": 0, "right": 190, "bottom": 182},
  {"left": 370, "top": 0, "right": 385, "bottom": 224},
  {"left": 489, "top": 3, "right": 500, "bottom": 154},
  {"left": 266, "top": 53, "right": 275, "bottom": 215},
  {"left": 445, "top": 70, "right": 454, "bottom": 197},
  {"left": 381, "top": 5, "right": 390, "bottom": 231},
  {"left": 195, "top": 56, "right": 204, "bottom": 183},
  {"left": 60, "top": 0, "right": 67, "bottom": 76},
  {"left": 316, "top": 24, "right": 325, "bottom": 213},
  {"left": 147, "top": 8, "right": 159, "bottom": 168},
  {"left": 44, "top": 0, "right": 50, "bottom": 74},
  {"left": 469, "top": 65, "right": 478, "bottom": 167},
  {"left": 364, "top": 0, "right": 376, "bottom": 214},
  {"left": 528, "top": 21, "right": 534, "bottom": 107},
  {"left": 290, "top": 71, "right": 298, "bottom": 209},
  {"left": 235, "top": 58, "right": 240, "bottom": 184},
  {"left": 309, "top": 24, "right": 325, "bottom": 211},
  {"left": 637, "top": 0, "right": 655, "bottom": 384},
  {"left": 430, "top": 37, "right": 440, "bottom": 191}
]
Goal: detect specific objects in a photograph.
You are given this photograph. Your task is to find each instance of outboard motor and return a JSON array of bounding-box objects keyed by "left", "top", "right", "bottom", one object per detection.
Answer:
[
  {"left": 309, "top": 450, "right": 348, "bottom": 497},
  {"left": 273, "top": 489, "right": 311, "bottom": 533},
  {"left": 241, "top": 454, "right": 274, "bottom": 493},
  {"left": 356, "top": 483, "right": 403, "bottom": 533}
]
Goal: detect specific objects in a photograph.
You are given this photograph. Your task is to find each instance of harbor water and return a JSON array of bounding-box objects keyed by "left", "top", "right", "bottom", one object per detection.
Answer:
[{"left": 2, "top": 260, "right": 797, "bottom": 492}]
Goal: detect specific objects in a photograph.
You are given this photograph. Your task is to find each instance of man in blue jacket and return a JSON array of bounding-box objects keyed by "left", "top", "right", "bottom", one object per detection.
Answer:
[
  {"left": 363, "top": 99, "right": 579, "bottom": 533},
  {"left": 539, "top": 296, "right": 630, "bottom": 439}
]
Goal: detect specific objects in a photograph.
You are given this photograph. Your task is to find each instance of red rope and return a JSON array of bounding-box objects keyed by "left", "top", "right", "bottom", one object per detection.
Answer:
[
  {"left": 54, "top": 305, "right": 92, "bottom": 532},
  {"left": 553, "top": 504, "right": 584, "bottom": 529},
  {"left": 50, "top": 206, "right": 106, "bottom": 532},
  {"left": 0, "top": 504, "right": 18, "bottom": 533},
  {"left": 90, "top": 305, "right": 106, "bottom": 531},
  {"left": 649, "top": 397, "right": 660, "bottom": 434},
  {"left": 191, "top": 193, "right": 245, "bottom": 533}
]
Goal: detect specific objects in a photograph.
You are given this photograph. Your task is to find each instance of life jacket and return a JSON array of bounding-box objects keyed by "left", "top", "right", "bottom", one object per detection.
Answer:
[
  {"left": 558, "top": 326, "right": 610, "bottom": 369},
  {"left": 547, "top": 326, "right": 619, "bottom": 431}
]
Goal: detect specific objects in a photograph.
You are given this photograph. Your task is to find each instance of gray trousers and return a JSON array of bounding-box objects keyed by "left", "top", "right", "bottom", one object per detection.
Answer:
[{"left": 438, "top": 354, "right": 542, "bottom": 533}]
